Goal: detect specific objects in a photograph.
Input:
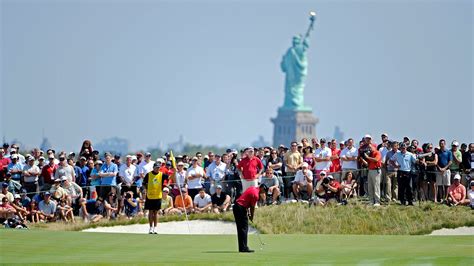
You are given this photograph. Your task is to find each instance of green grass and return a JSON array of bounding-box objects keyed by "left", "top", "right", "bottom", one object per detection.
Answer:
[
  {"left": 30, "top": 201, "right": 474, "bottom": 235},
  {"left": 1, "top": 229, "right": 473, "bottom": 265}
]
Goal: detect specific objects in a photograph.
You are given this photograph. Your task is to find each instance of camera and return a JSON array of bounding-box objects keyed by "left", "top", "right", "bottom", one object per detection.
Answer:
[{"left": 322, "top": 177, "right": 330, "bottom": 186}]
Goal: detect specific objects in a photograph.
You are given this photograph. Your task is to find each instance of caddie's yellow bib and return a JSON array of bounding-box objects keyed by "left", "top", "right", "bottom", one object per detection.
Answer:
[{"left": 146, "top": 172, "right": 163, "bottom": 199}]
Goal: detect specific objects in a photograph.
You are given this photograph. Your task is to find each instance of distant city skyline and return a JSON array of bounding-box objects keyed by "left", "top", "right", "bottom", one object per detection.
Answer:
[{"left": 1, "top": 0, "right": 472, "bottom": 152}]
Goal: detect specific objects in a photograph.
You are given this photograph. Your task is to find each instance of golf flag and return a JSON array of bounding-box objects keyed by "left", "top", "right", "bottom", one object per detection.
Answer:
[{"left": 170, "top": 150, "right": 177, "bottom": 169}]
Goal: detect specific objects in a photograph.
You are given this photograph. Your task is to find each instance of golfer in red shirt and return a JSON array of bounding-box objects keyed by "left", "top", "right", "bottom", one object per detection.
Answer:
[
  {"left": 237, "top": 147, "right": 264, "bottom": 192},
  {"left": 233, "top": 184, "right": 265, "bottom": 252}
]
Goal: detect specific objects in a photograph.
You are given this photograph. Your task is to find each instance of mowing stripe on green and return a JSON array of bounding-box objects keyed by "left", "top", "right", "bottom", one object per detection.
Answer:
[{"left": 1, "top": 230, "right": 473, "bottom": 264}]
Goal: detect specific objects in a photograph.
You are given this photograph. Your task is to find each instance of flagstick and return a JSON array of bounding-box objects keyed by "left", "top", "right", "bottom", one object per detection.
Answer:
[{"left": 170, "top": 150, "right": 192, "bottom": 234}]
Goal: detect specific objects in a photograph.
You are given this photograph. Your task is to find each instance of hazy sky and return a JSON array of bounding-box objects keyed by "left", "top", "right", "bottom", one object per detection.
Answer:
[{"left": 1, "top": 0, "right": 472, "bottom": 152}]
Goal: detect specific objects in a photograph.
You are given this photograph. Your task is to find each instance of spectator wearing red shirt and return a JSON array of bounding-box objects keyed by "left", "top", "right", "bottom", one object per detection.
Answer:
[
  {"left": 329, "top": 139, "right": 342, "bottom": 182},
  {"left": 41, "top": 156, "right": 58, "bottom": 190},
  {"left": 363, "top": 136, "right": 382, "bottom": 206},
  {"left": 237, "top": 147, "right": 264, "bottom": 193},
  {"left": 233, "top": 185, "right": 264, "bottom": 253},
  {"left": 0, "top": 148, "right": 11, "bottom": 181}
]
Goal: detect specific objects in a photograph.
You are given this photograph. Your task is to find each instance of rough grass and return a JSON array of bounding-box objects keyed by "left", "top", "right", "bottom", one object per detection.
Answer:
[
  {"left": 29, "top": 202, "right": 473, "bottom": 235},
  {"left": 254, "top": 201, "right": 474, "bottom": 235}
]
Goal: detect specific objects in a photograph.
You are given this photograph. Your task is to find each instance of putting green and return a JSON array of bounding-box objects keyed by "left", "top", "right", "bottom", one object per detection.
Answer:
[{"left": 1, "top": 229, "right": 472, "bottom": 264}]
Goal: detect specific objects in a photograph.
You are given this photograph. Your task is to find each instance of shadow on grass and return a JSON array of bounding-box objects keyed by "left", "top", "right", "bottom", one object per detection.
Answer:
[{"left": 202, "top": 251, "right": 239, "bottom": 254}]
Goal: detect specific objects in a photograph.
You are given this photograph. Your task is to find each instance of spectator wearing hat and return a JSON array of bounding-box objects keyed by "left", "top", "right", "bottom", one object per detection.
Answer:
[
  {"left": 447, "top": 174, "right": 469, "bottom": 206},
  {"left": 3, "top": 173, "right": 21, "bottom": 194},
  {"left": 123, "top": 191, "right": 140, "bottom": 218},
  {"left": 38, "top": 192, "right": 56, "bottom": 222},
  {"left": 238, "top": 147, "right": 264, "bottom": 193},
  {"left": 170, "top": 161, "right": 187, "bottom": 198},
  {"left": 206, "top": 154, "right": 227, "bottom": 195},
  {"left": 160, "top": 187, "right": 177, "bottom": 215},
  {"left": 314, "top": 138, "right": 332, "bottom": 181},
  {"left": 193, "top": 188, "right": 212, "bottom": 213},
  {"left": 314, "top": 172, "right": 340, "bottom": 205},
  {"left": 134, "top": 152, "right": 155, "bottom": 189},
  {"left": 436, "top": 139, "right": 452, "bottom": 202},
  {"left": 98, "top": 153, "right": 119, "bottom": 199},
  {"left": 0, "top": 182, "right": 14, "bottom": 202},
  {"left": 143, "top": 162, "right": 169, "bottom": 234},
  {"left": 377, "top": 133, "right": 389, "bottom": 150},
  {"left": 11, "top": 194, "right": 28, "bottom": 221},
  {"left": 37, "top": 156, "right": 46, "bottom": 171},
  {"left": 292, "top": 162, "right": 313, "bottom": 200},
  {"left": 23, "top": 157, "right": 40, "bottom": 194},
  {"left": 259, "top": 168, "right": 280, "bottom": 205},
  {"left": 174, "top": 187, "right": 193, "bottom": 214},
  {"left": 0, "top": 148, "right": 11, "bottom": 181},
  {"left": 41, "top": 156, "right": 58, "bottom": 191},
  {"left": 390, "top": 143, "right": 417, "bottom": 206},
  {"left": 7, "top": 154, "right": 24, "bottom": 182},
  {"left": 186, "top": 157, "right": 205, "bottom": 200},
  {"left": 10, "top": 144, "right": 26, "bottom": 164},
  {"left": 283, "top": 142, "right": 302, "bottom": 199},
  {"left": 54, "top": 155, "right": 75, "bottom": 183},
  {"left": 20, "top": 189, "right": 31, "bottom": 207},
  {"left": 329, "top": 139, "right": 342, "bottom": 182},
  {"left": 211, "top": 185, "right": 231, "bottom": 213},
  {"left": 450, "top": 141, "right": 463, "bottom": 177}
]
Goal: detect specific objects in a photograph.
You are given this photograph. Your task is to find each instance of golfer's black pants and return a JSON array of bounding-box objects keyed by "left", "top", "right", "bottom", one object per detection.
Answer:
[
  {"left": 398, "top": 171, "right": 413, "bottom": 204},
  {"left": 232, "top": 203, "right": 249, "bottom": 251}
]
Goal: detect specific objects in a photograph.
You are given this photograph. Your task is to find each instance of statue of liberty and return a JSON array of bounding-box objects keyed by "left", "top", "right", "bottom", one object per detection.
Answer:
[{"left": 280, "top": 12, "right": 316, "bottom": 111}]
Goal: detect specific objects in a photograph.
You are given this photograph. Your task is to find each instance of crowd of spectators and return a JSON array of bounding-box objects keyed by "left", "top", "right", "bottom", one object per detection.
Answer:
[{"left": 0, "top": 135, "right": 473, "bottom": 225}]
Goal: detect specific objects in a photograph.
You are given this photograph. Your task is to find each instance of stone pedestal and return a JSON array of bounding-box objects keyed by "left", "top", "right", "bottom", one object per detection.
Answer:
[{"left": 271, "top": 108, "right": 319, "bottom": 147}]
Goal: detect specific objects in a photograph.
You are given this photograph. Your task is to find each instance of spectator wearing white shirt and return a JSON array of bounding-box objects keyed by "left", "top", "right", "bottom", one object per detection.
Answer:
[
  {"left": 119, "top": 155, "right": 136, "bottom": 192},
  {"left": 187, "top": 157, "right": 205, "bottom": 200},
  {"left": 314, "top": 138, "right": 332, "bottom": 181},
  {"left": 134, "top": 152, "right": 154, "bottom": 188},
  {"left": 171, "top": 161, "right": 187, "bottom": 198},
  {"left": 206, "top": 154, "right": 227, "bottom": 195},
  {"left": 292, "top": 162, "right": 313, "bottom": 200},
  {"left": 22, "top": 157, "right": 40, "bottom": 194},
  {"left": 54, "top": 155, "right": 75, "bottom": 183},
  {"left": 467, "top": 181, "right": 474, "bottom": 209},
  {"left": 340, "top": 138, "right": 359, "bottom": 180},
  {"left": 193, "top": 188, "right": 212, "bottom": 213}
]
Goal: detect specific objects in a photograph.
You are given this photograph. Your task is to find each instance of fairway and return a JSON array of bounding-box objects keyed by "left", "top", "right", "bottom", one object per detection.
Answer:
[{"left": 1, "top": 230, "right": 473, "bottom": 264}]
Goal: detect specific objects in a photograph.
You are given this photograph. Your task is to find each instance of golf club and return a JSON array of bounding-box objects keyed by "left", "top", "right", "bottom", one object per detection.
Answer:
[{"left": 250, "top": 220, "right": 266, "bottom": 250}]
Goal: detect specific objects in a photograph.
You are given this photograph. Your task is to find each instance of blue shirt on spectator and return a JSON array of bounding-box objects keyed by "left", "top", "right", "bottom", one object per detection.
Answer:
[
  {"left": 391, "top": 151, "right": 417, "bottom": 172},
  {"left": 437, "top": 149, "right": 452, "bottom": 168},
  {"left": 99, "top": 162, "right": 118, "bottom": 186},
  {"left": 38, "top": 200, "right": 56, "bottom": 215},
  {"left": 90, "top": 168, "right": 101, "bottom": 186},
  {"left": 7, "top": 162, "right": 24, "bottom": 181},
  {"left": 76, "top": 165, "right": 89, "bottom": 187}
]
